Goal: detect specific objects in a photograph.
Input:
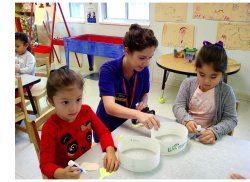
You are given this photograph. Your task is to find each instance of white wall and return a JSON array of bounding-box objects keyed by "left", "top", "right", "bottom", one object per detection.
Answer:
[{"left": 52, "top": 3, "right": 250, "bottom": 101}]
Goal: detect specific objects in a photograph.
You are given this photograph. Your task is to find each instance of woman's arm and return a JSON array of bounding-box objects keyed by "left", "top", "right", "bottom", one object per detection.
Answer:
[{"left": 103, "top": 96, "right": 160, "bottom": 130}]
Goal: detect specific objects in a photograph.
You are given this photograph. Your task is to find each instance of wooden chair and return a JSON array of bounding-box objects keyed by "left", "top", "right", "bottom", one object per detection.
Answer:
[
  {"left": 15, "top": 76, "right": 33, "bottom": 142},
  {"left": 28, "top": 107, "right": 55, "bottom": 179},
  {"left": 28, "top": 107, "right": 55, "bottom": 160},
  {"left": 227, "top": 100, "right": 240, "bottom": 136},
  {"left": 25, "top": 57, "right": 51, "bottom": 116}
]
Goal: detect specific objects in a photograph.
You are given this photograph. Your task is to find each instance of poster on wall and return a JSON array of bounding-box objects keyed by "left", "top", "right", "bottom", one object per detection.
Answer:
[
  {"left": 161, "top": 23, "right": 195, "bottom": 48},
  {"left": 86, "top": 6, "right": 96, "bottom": 23},
  {"left": 217, "top": 23, "right": 250, "bottom": 51},
  {"left": 193, "top": 3, "right": 250, "bottom": 22},
  {"left": 155, "top": 3, "right": 188, "bottom": 22}
]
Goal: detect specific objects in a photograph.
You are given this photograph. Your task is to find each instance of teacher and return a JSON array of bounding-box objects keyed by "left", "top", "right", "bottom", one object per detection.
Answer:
[{"left": 94, "top": 24, "right": 160, "bottom": 142}]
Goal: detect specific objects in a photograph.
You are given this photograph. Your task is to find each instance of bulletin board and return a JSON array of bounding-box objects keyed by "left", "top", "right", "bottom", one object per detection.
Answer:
[
  {"left": 155, "top": 3, "right": 188, "bottom": 22},
  {"left": 161, "top": 24, "right": 194, "bottom": 48},
  {"left": 193, "top": 3, "right": 250, "bottom": 22},
  {"left": 217, "top": 23, "right": 250, "bottom": 51}
]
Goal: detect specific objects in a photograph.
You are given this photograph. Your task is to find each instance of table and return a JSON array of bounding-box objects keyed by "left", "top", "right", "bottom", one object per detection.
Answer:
[
  {"left": 64, "top": 34, "right": 124, "bottom": 70},
  {"left": 76, "top": 116, "right": 250, "bottom": 179},
  {"left": 15, "top": 74, "right": 41, "bottom": 115},
  {"left": 157, "top": 54, "right": 241, "bottom": 90}
]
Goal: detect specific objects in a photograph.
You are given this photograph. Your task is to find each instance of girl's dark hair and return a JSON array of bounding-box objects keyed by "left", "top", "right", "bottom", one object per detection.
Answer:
[
  {"left": 46, "top": 66, "right": 84, "bottom": 101},
  {"left": 195, "top": 43, "right": 228, "bottom": 74},
  {"left": 15, "top": 32, "right": 32, "bottom": 52},
  {"left": 123, "top": 24, "right": 158, "bottom": 53}
]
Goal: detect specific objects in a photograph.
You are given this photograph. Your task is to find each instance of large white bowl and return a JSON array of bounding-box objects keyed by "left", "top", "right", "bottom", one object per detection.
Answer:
[
  {"left": 117, "top": 135, "right": 160, "bottom": 172},
  {"left": 151, "top": 122, "right": 188, "bottom": 155}
]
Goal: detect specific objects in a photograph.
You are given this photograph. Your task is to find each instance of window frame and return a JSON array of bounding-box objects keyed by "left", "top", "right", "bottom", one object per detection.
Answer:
[
  {"left": 99, "top": 3, "right": 150, "bottom": 26},
  {"left": 55, "top": 2, "right": 85, "bottom": 23}
]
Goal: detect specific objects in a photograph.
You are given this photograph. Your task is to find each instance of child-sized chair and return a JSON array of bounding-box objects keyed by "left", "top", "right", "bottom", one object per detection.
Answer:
[
  {"left": 28, "top": 107, "right": 55, "bottom": 179},
  {"left": 15, "top": 76, "right": 33, "bottom": 142},
  {"left": 28, "top": 107, "right": 55, "bottom": 160},
  {"left": 25, "top": 57, "right": 51, "bottom": 116}
]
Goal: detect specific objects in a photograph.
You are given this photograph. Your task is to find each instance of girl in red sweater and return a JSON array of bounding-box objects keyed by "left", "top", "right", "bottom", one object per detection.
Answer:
[{"left": 40, "top": 66, "right": 119, "bottom": 179}]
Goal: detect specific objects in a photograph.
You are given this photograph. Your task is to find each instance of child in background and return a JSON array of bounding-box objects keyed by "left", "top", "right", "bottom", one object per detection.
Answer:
[
  {"left": 15, "top": 32, "right": 36, "bottom": 75},
  {"left": 40, "top": 67, "right": 119, "bottom": 179},
  {"left": 173, "top": 41, "right": 237, "bottom": 144}
]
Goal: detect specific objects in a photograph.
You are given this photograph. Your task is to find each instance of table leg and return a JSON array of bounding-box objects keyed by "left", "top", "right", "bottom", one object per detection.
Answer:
[
  {"left": 25, "top": 86, "right": 38, "bottom": 115},
  {"left": 161, "top": 70, "right": 170, "bottom": 90},
  {"left": 87, "top": 55, "right": 94, "bottom": 71}
]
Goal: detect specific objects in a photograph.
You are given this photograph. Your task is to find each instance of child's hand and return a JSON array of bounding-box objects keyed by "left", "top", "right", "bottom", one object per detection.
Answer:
[
  {"left": 54, "top": 165, "right": 81, "bottom": 179},
  {"left": 103, "top": 146, "right": 119, "bottom": 173},
  {"left": 15, "top": 66, "right": 20, "bottom": 73},
  {"left": 198, "top": 129, "right": 215, "bottom": 144},
  {"left": 230, "top": 173, "right": 246, "bottom": 179},
  {"left": 185, "top": 120, "right": 197, "bottom": 133}
]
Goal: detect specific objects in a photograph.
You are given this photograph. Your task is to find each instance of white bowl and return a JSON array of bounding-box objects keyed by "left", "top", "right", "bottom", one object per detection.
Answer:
[
  {"left": 151, "top": 122, "right": 188, "bottom": 155},
  {"left": 117, "top": 135, "right": 160, "bottom": 172}
]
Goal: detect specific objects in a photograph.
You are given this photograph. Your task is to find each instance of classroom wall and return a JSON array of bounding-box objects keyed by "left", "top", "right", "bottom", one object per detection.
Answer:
[{"left": 51, "top": 3, "right": 250, "bottom": 101}]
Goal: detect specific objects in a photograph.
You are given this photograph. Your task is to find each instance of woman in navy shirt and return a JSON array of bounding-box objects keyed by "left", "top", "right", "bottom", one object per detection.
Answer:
[{"left": 94, "top": 24, "right": 160, "bottom": 142}]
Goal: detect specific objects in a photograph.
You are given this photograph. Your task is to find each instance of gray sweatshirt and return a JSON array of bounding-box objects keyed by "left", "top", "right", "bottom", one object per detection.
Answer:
[{"left": 172, "top": 77, "right": 237, "bottom": 140}]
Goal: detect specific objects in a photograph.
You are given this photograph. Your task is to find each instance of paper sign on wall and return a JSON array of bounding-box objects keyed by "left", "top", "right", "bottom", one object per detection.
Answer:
[{"left": 161, "top": 23, "right": 195, "bottom": 48}]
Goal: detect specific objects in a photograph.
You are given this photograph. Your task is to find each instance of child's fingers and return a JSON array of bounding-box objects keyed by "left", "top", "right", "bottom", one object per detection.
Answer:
[
  {"left": 230, "top": 173, "right": 246, "bottom": 179},
  {"left": 186, "top": 121, "right": 196, "bottom": 133},
  {"left": 103, "top": 155, "right": 107, "bottom": 169},
  {"left": 108, "top": 159, "right": 115, "bottom": 173},
  {"left": 106, "top": 158, "right": 113, "bottom": 172},
  {"left": 113, "top": 160, "right": 120, "bottom": 171},
  {"left": 199, "top": 133, "right": 215, "bottom": 144},
  {"left": 187, "top": 125, "right": 196, "bottom": 133},
  {"left": 70, "top": 170, "right": 81, "bottom": 179}
]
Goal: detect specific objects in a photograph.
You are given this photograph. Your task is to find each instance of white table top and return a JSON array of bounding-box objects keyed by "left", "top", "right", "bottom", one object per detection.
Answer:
[
  {"left": 15, "top": 74, "right": 41, "bottom": 88},
  {"left": 76, "top": 116, "right": 250, "bottom": 179}
]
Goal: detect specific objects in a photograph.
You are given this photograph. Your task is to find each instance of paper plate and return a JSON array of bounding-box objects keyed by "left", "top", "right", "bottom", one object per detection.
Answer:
[
  {"left": 151, "top": 122, "right": 188, "bottom": 155},
  {"left": 117, "top": 135, "right": 160, "bottom": 172}
]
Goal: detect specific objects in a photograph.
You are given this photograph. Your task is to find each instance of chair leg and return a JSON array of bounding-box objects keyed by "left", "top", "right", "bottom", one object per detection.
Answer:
[{"left": 34, "top": 97, "right": 42, "bottom": 116}]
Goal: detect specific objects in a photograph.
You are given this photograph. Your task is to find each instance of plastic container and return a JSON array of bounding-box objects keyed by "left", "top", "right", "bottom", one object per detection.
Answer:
[{"left": 184, "top": 48, "right": 197, "bottom": 62}]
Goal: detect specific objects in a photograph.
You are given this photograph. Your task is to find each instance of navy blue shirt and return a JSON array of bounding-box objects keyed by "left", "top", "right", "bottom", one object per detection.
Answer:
[{"left": 96, "top": 56, "right": 150, "bottom": 132}]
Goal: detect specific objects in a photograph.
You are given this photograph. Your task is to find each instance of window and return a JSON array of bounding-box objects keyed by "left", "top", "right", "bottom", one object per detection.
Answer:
[
  {"left": 100, "top": 2, "right": 149, "bottom": 25},
  {"left": 69, "top": 3, "right": 84, "bottom": 18},
  {"left": 57, "top": 3, "right": 85, "bottom": 22}
]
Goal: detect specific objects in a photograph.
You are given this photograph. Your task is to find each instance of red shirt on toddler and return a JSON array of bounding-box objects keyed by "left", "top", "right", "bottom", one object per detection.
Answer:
[{"left": 40, "top": 104, "right": 115, "bottom": 179}]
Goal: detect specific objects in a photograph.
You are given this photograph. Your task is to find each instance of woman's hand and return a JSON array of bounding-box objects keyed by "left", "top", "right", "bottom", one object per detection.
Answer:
[
  {"left": 54, "top": 166, "right": 81, "bottom": 179},
  {"left": 136, "top": 101, "right": 147, "bottom": 111},
  {"left": 198, "top": 129, "right": 216, "bottom": 144},
  {"left": 103, "top": 146, "right": 119, "bottom": 173},
  {"left": 185, "top": 120, "right": 197, "bottom": 133},
  {"left": 137, "top": 112, "right": 160, "bottom": 130}
]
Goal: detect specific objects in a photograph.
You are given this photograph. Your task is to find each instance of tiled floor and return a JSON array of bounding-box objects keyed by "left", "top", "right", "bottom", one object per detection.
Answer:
[{"left": 15, "top": 65, "right": 250, "bottom": 179}]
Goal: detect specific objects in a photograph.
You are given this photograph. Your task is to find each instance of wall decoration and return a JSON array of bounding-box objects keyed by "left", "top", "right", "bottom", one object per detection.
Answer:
[
  {"left": 161, "top": 23, "right": 195, "bottom": 48},
  {"left": 193, "top": 3, "right": 250, "bottom": 22},
  {"left": 155, "top": 3, "right": 188, "bottom": 22},
  {"left": 217, "top": 23, "right": 250, "bottom": 51}
]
